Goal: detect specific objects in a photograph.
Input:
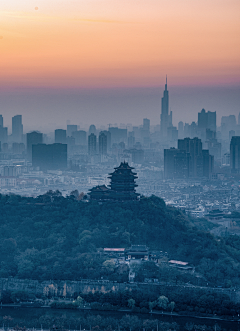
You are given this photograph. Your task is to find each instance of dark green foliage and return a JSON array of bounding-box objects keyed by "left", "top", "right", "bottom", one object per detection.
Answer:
[
  {"left": 80, "top": 289, "right": 240, "bottom": 316},
  {"left": 50, "top": 301, "right": 77, "bottom": 309},
  {"left": 0, "top": 192, "right": 239, "bottom": 286}
]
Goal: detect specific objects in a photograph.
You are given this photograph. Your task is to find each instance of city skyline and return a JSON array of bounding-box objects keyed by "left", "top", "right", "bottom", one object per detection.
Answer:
[{"left": 0, "top": 83, "right": 240, "bottom": 133}]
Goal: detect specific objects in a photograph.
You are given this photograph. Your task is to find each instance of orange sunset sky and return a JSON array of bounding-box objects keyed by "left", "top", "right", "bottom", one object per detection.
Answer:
[
  {"left": 1, "top": 0, "right": 240, "bottom": 89},
  {"left": 0, "top": 0, "right": 240, "bottom": 129}
]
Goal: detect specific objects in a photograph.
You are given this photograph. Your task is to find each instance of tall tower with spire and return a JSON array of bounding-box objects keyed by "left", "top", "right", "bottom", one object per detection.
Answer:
[{"left": 160, "top": 76, "right": 172, "bottom": 139}]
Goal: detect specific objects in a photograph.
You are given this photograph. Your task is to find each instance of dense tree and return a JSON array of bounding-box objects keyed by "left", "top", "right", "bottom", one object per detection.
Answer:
[
  {"left": 0, "top": 192, "right": 239, "bottom": 287},
  {"left": 157, "top": 296, "right": 169, "bottom": 310}
]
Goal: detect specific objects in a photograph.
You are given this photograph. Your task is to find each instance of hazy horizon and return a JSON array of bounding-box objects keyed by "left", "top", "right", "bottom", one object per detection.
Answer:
[{"left": 0, "top": 84, "right": 239, "bottom": 133}]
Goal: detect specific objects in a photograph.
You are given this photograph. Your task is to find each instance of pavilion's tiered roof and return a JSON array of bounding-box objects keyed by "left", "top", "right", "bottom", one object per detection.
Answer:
[{"left": 89, "top": 161, "right": 139, "bottom": 201}]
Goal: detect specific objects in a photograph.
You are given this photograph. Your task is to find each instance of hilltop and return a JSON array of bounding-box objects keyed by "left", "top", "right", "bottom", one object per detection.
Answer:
[{"left": 0, "top": 191, "right": 240, "bottom": 286}]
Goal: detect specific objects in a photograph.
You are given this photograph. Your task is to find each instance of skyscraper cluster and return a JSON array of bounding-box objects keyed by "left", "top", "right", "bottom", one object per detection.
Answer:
[{"left": 0, "top": 78, "right": 239, "bottom": 180}]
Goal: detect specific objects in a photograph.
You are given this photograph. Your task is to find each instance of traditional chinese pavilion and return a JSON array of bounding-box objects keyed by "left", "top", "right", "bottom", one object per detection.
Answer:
[{"left": 89, "top": 161, "right": 139, "bottom": 201}]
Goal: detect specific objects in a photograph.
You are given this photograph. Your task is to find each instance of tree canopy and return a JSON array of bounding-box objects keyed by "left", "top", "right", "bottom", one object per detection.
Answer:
[{"left": 0, "top": 192, "right": 239, "bottom": 286}]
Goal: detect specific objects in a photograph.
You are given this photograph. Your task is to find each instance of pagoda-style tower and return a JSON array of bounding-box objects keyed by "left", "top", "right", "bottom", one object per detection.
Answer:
[{"left": 107, "top": 161, "right": 139, "bottom": 200}]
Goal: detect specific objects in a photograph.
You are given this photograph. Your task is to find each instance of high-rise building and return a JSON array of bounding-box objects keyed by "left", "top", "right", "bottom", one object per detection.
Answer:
[
  {"left": 143, "top": 118, "right": 150, "bottom": 132},
  {"left": 109, "top": 127, "right": 127, "bottom": 145},
  {"left": 230, "top": 136, "right": 240, "bottom": 173},
  {"left": 178, "top": 121, "right": 184, "bottom": 139},
  {"left": 203, "top": 150, "right": 214, "bottom": 178},
  {"left": 32, "top": 143, "right": 67, "bottom": 170},
  {"left": 128, "top": 132, "right": 135, "bottom": 148},
  {"left": 12, "top": 115, "right": 23, "bottom": 142},
  {"left": 164, "top": 148, "right": 189, "bottom": 179},
  {"left": 88, "top": 133, "right": 97, "bottom": 155},
  {"left": 198, "top": 109, "right": 216, "bottom": 132},
  {"left": 208, "top": 111, "right": 217, "bottom": 132},
  {"left": 0, "top": 127, "right": 8, "bottom": 143},
  {"left": 89, "top": 125, "right": 97, "bottom": 135},
  {"left": 27, "top": 131, "right": 43, "bottom": 161},
  {"left": 167, "top": 126, "right": 178, "bottom": 142},
  {"left": 164, "top": 148, "right": 176, "bottom": 179},
  {"left": 72, "top": 130, "right": 87, "bottom": 145},
  {"left": 198, "top": 109, "right": 208, "bottom": 129},
  {"left": 67, "top": 125, "right": 78, "bottom": 137},
  {"left": 164, "top": 137, "right": 214, "bottom": 179},
  {"left": 178, "top": 137, "right": 203, "bottom": 177},
  {"left": 55, "top": 129, "right": 67, "bottom": 144},
  {"left": 221, "top": 115, "right": 237, "bottom": 140},
  {"left": 99, "top": 131, "right": 108, "bottom": 155},
  {"left": 160, "top": 77, "right": 172, "bottom": 139},
  {"left": 141, "top": 118, "right": 150, "bottom": 146},
  {"left": 0, "top": 115, "right": 7, "bottom": 143}
]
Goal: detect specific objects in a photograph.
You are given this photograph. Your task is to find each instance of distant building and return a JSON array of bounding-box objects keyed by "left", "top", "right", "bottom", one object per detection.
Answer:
[
  {"left": 72, "top": 130, "right": 87, "bottom": 145},
  {"left": 0, "top": 127, "right": 8, "bottom": 144},
  {"left": 130, "top": 149, "right": 144, "bottom": 164},
  {"left": 12, "top": 115, "right": 23, "bottom": 142},
  {"left": 221, "top": 115, "right": 237, "bottom": 140},
  {"left": 32, "top": 143, "right": 67, "bottom": 170},
  {"left": 167, "top": 126, "right": 178, "bottom": 142},
  {"left": 67, "top": 125, "right": 77, "bottom": 137},
  {"left": 55, "top": 129, "right": 67, "bottom": 144},
  {"left": 164, "top": 137, "right": 214, "bottom": 179},
  {"left": 160, "top": 77, "right": 172, "bottom": 139},
  {"left": 99, "top": 131, "right": 108, "bottom": 155},
  {"left": 88, "top": 133, "right": 97, "bottom": 155},
  {"left": 3, "top": 166, "right": 21, "bottom": 177},
  {"left": 178, "top": 121, "right": 184, "bottom": 139},
  {"left": 128, "top": 132, "right": 135, "bottom": 148},
  {"left": 0, "top": 177, "right": 16, "bottom": 187},
  {"left": 0, "top": 115, "right": 8, "bottom": 143},
  {"left": 27, "top": 131, "right": 43, "bottom": 161},
  {"left": 109, "top": 127, "right": 127, "bottom": 145},
  {"left": 164, "top": 148, "right": 189, "bottom": 179},
  {"left": 198, "top": 109, "right": 216, "bottom": 132},
  {"left": 143, "top": 118, "right": 150, "bottom": 132},
  {"left": 222, "top": 153, "right": 230, "bottom": 166},
  {"left": 141, "top": 118, "right": 150, "bottom": 146},
  {"left": 89, "top": 124, "right": 97, "bottom": 135},
  {"left": 230, "top": 136, "right": 240, "bottom": 173},
  {"left": 12, "top": 143, "right": 25, "bottom": 154},
  {"left": 178, "top": 137, "right": 213, "bottom": 178}
]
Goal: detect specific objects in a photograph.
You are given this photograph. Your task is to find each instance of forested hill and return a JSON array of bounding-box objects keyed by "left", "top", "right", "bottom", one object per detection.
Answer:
[{"left": 0, "top": 191, "right": 240, "bottom": 285}]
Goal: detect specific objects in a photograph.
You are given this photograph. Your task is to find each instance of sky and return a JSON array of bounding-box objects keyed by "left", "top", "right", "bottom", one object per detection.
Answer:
[{"left": 0, "top": 0, "right": 240, "bottom": 131}]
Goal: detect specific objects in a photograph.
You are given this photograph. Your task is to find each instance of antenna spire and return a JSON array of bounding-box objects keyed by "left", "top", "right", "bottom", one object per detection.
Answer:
[{"left": 165, "top": 75, "right": 168, "bottom": 90}]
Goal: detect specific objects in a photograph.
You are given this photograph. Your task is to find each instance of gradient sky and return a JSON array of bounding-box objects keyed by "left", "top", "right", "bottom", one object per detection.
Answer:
[{"left": 0, "top": 0, "right": 240, "bottom": 130}]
